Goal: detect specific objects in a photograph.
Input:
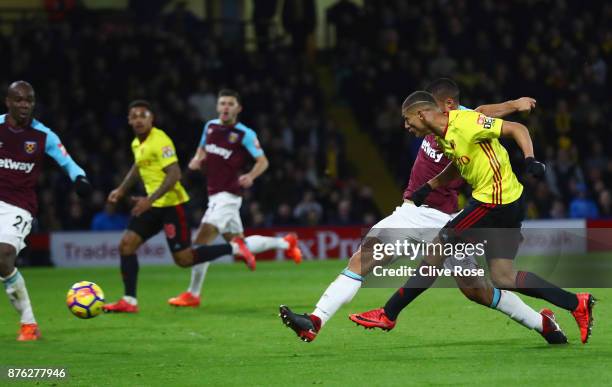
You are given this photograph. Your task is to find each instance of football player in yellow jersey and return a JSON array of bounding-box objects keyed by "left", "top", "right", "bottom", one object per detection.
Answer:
[
  {"left": 399, "top": 90, "right": 594, "bottom": 343},
  {"left": 103, "top": 100, "right": 255, "bottom": 313},
  {"left": 350, "top": 79, "right": 571, "bottom": 345}
]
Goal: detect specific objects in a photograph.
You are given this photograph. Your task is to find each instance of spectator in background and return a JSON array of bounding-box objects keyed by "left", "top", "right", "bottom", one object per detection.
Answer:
[
  {"left": 327, "top": 0, "right": 361, "bottom": 44},
  {"left": 569, "top": 184, "right": 599, "bottom": 219},
  {"left": 253, "top": 0, "right": 278, "bottom": 51},
  {"left": 329, "top": 199, "right": 355, "bottom": 225},
  {"left": 188, "top": 78, "right": 217, "bottom": 122},
  {"left": 91, "top": 203, "right": 129, "bottom": 231},
  {"left": 598, "top": 190, "right": 612, "bottom": 218},
  {"left": 294, "top": 190, "right": 323, "bottom": 224},
  {"left": 282, "top": 0, "right": 316, "bottom": 54},
  {"left": 272, "top": 203, "right": 297, "bottom": 226}
]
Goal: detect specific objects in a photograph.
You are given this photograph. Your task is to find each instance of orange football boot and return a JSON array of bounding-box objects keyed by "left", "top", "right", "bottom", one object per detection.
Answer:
[
  {"left": 168, "top": 291, "right": 201, "bottom": 307},
  {"left": 17, "top": 323, "right": 40, "bottom": 341},
  {"left": 283, "top": 233, "right": 302, "bottom": 264},
  {"left": 103, "top": 298, "right": 139, "bottom": 313}
]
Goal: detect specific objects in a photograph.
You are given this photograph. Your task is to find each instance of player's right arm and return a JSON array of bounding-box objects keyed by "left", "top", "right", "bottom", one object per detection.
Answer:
[
  {"left": 189, "top": 121, "right": 211, "bottom": 171},
  {"left": 475, "top": 97, "right": 536, "bottom": 118},
  {"left": 188, "top": 147, "right": 206, "bottom": 170},
  {"left": 108, "top": 164, "right": 140, "bottom": 204}
]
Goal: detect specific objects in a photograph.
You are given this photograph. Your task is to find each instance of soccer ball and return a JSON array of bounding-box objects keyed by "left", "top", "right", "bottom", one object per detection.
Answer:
[{"left": 66, "top": 281, "right": 105, "bottom": 319}]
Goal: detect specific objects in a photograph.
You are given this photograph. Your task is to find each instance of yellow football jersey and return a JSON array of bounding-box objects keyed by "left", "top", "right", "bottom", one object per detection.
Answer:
[
  {"left": 435, "top": 110, "right": 523, "bottom": 205},
  {"left": 131, "top": 127, "right": 189, "bottom": 207}
]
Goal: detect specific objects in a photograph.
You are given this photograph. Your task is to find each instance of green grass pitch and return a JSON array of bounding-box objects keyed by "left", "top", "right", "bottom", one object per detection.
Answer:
[{"left": 0, "top": 260, "right": 610, "bottom": 386}]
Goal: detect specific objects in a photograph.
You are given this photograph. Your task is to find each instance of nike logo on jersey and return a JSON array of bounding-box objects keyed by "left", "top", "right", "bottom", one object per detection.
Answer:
[
  {"left": 205, "top": 143, "right": 233, "bottom": 160},
  {"left": 421, "top": 139, "right": 444, "bottom": 163},
  {"left": 0, "top": 158, "right": 35, "bottom": 173}
]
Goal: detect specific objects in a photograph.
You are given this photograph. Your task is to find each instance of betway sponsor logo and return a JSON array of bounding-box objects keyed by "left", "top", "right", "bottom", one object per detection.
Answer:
[
  {"left": 205, "top": 143, "right": 233, "bottom": 160},
  {"left": 0, "top": 158, "right": 35, "bottom": 173},
  {"left": 421, "top": 139, "right": 444, "bottom": 162}
]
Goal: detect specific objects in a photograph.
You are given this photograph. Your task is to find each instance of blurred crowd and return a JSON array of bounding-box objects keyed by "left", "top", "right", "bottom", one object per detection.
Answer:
[
  {"left": 2, "top": 0, "right": 611, "bottom": 234},
  {"left": 329, "top": 0, "right": 612, "bottom": 219},
  {"left": 2, "top": 3, "right": 378, "bottom": 232}
]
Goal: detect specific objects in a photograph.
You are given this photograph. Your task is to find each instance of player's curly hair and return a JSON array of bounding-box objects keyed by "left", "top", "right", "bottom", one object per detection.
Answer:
[{"left": 401, "top": 91, "right": 438, "bottom": 111}]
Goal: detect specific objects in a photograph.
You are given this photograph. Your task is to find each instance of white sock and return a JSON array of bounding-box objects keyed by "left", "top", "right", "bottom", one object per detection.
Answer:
[
  {"left": 188, "top": 263, "right": 210, "bottom": 297},
  {"left": 245, "top": 235, "right": 289, "bottom": 254},
  {"left": 122, "top": 295, "right": 138, "bottom": 305},
  {"left": 2, "top": 269, "right": 36, "bottom": 324},
  {"left": 312, "top": 269, "right": 362, "bottom": 327},
  {"left": 493, "top": 289, "right": 542, "bottom": 332}
]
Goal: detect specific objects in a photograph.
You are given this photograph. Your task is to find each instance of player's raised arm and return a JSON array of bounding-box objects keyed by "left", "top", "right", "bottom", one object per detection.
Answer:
[
  {"left": 500, "top": 120, "right": 546, "bottom": 177},
  {"left": 34, "top": 120, "right": 92, "bottom": 197},
  {"left": 475, "top": 97, "right": 536, "bottom": 118}
]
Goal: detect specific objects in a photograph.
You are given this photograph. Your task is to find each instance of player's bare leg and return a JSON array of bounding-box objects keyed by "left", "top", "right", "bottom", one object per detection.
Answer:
[
  {"left": 488, "top": 257, "right": 594, "bottom": 343},
  {"left": 169, "top": 223, "right": 220, "bottom": 307},
  {"left": 103, "top": 231, "right": 143, "bottom": 313},
  {"left": 0, "top": 243, "right": 39, "bottom": 341},
  {"left": 171, "top": 238, "right": 255, "bottom": 270}
]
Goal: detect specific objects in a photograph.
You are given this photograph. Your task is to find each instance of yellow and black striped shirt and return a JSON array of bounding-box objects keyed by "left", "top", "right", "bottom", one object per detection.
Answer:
[{"left": 435, "top": 110, "right": 523, "bottom": 205}]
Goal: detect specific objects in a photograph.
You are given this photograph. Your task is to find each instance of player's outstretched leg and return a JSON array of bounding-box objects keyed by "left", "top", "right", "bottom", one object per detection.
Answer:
[
  {"left": 489, "top": 259, "right": 595, "bottom": 343},
  {"left": 245, "top": 233, "right": 302, "bottom": 264},
  {"left": 1, "top": 268, "right": 40, "bottom": 341},
  {"left": 460, "top": 284, "right": 567, "bottom": 344},
  {"left": 279, "top": 249, "right": 364, "bottom": 342}
]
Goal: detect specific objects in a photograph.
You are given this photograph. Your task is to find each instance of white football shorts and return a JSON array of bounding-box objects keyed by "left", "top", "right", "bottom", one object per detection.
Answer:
[
  {"left": 201, "top": 192, "right": 244, "bottom": 234},
  {"left": 0, "top": 200, "right": 33, "bottom": 254}
]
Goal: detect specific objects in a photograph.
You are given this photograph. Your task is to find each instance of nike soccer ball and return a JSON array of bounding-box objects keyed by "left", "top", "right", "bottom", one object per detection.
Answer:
[{"left": 66, "top": 281, "right": 105, "bottom": 319}]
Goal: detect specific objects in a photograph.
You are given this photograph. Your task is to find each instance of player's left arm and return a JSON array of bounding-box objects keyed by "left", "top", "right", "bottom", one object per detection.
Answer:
[
  {"left": 500, "top": 121, "right": 534, "bottom": 158},
  {"left": 238, "top": 129, "right": 268, "bottom": 188},
  {"left": 500, "top": 121, "right": 546, "bottom": 177},
  {"left": 411, "top": 163, "right": 461, "bottom": 206},
  {"left": 475, "top": 97, "right": 536, "bottom": 118},
  {"left": 44, "top": 129, "right": 92, "bottom": 197}
]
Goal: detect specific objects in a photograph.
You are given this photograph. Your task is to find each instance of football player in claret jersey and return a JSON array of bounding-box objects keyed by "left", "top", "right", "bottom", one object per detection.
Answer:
[
  {"left": 393, "top": 90, "right": 594, "bottom": 343},
  {"left": 168, "top": 89, "right": 302, "bottom": 308},
  {"left": 103, "top": 100, "right": 254, "bottom": 313},
  {"left": 0, "top": 81, "right": 91, "bottom": 340},
  {"left": 279, "top": 79, "right": 566, "bottom": 344}
]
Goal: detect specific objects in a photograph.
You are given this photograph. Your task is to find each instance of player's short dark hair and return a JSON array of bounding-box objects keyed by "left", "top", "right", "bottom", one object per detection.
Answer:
[
  {"left": 128, "top": 99, "right": 153, "bottom": 113},
  {"left": 218, "top": 89, "right": 241, "bottom": 104},
  {"left": 402, "top": 91, "right": 438, "bottom": 111},
  {"left": 425, "top": 78, "right": 460, "bottom": 102}
]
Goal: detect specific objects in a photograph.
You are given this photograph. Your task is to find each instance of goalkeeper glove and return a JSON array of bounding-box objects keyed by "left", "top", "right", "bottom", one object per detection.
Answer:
[
  {"left": 74, "top": 175, "right": 93, "bottom": 198},
  {"left": 411, "top": 183, "right": 433, "bottom": 207},
  {"left": 525, "top": 157, "right": 546, "bottom": 178}
]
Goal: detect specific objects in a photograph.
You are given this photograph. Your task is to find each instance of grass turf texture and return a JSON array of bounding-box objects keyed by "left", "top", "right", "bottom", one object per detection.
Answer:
[{"left": 0, "top": 260, "right": 609, "bottom": 386}]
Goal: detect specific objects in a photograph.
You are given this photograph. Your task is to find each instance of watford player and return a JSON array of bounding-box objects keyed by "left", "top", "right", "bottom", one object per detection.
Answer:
[
  {"left": 359, "top": 91, "right": 594, "bottom": 344},
  {"left": 280, "top": 79, "right": 566, "bottom": 345},
  {"left": 103, "top": 100, "right": 253, "bottom": 313}
]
